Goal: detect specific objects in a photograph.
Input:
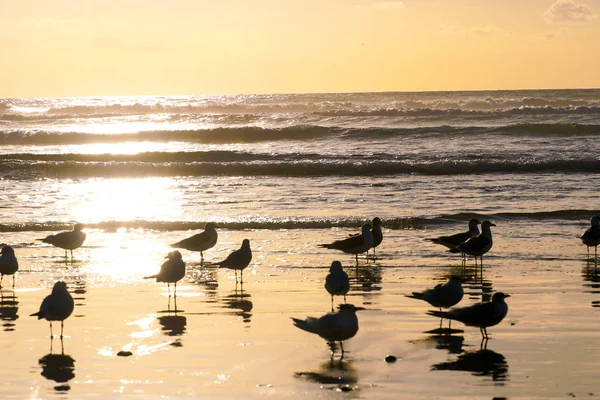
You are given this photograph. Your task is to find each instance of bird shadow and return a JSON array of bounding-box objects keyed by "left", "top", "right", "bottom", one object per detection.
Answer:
[
  {"left": 294, "top": 356, "right": 358, "bottom": 389},
  {"left": 222, "top": 282, "right": 253, "bottom": 325},
  {"left": 431, "top": 340, "right": 509, "bottom": 382},
  {"left": 38, "top": 337, "right": 76, "bottom": 391},
  {"left": 0, "top": 290, "right": 19, "bottom": 332},
  {"left": 156, "top": 297, "right": 187, "bottom": 347}
]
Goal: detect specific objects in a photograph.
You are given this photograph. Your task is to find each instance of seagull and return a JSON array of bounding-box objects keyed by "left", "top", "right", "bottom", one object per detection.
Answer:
[
  {"left": 426, "top": 218, "right": 481, "bottom": 250},
  {"left": 144, "top": 250, "right": 186, "bottom": 297},
  {"left": 0, "top": 245, "right": 19, "bottom": 289},
  {"left": 426, "top": 292, "right": 510, "bottom": 339},
  {"left": 370, "top": 217, "right": 383, "bottom": 258},
  {"left": 406, "top": 276, "right": 468, "bottom": 329},
  {"left": 449, "top": 220, "right": 495, "bottom": 267},
  {"left": 170, "top": 223, "right": 218, "bottom": 262},
  {"left": 37, "top": 223, "right": 86, "bottom": 261},
  {"left": 291, "top": 303, "right": 364, "bottom": 355},
  {"left": 208, "top": 239, "right": 252, "bottom": 283},
  {"left": 30, "top": 281, "right": 74, "bottom": 338},
  {"left": 581, "top": 216, "right": 600, "bottom": 260},
  {"left": 325, "top": 261, "right": 350, "bottom": 311},
  {"left": 319, "top": 224, "right": 373, "bottom": 265}
]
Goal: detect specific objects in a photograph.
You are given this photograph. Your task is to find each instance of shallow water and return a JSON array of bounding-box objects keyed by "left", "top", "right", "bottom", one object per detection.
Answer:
[{"left": 1, "top": 221, "right": 600, "bottom": 399}]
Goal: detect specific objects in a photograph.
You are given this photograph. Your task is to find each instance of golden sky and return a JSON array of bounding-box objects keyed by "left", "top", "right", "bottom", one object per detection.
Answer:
[{"left": 1, "top": 0, "right": 599, "bottom": 97}]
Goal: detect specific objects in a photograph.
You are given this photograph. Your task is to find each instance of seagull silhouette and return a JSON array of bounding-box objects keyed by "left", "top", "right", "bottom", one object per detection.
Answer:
[
  {"left": 37, "top": 224, "right": 86, "bottom": 261},
  {"left": 144, "top": 250, "right": 186, "bottom": 297},
  {"left": 0, "top": 245, "right": 19, "bottom": 289},
  {"left": 581, "top": 216, "right": 600, "bottom": 260},
  {"left": 170, "top": 223, "right": 218, "bottom": 262},
  {"left": 30, "top": 281, "right": 74, "bottom": 338},
  {"left": 207, "top": 239, "right": 252, "bottom": 284},
  {"left": 319, "top": 224, "right": 373, "bottom": 265},
  {"left": 291, "top": 304, "right": 364, "bottom": 355},
  {"left": 427, "top": 292, "right": 510, "bottom": 339},
  {"left": 325, "top": 261, "right": 350, "bottom": 311},
  {"left": 449, "top": 220, "right": 495, "bottom": 267}
]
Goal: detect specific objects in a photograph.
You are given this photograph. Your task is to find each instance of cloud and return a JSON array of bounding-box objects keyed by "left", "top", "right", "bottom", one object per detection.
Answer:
[
  {"left": 544, "top": 0, "right": 596, "bottom": 23},
  {"left": 373, "top": 1, "right": 405, "bottom": 10}
]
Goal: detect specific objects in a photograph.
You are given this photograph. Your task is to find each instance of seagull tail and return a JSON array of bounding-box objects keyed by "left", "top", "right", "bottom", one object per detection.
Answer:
[
  {"left": 291, "top": 317, "right": 319, "bottom": 334},
  {"left": 406, "top": 293, "right": 425, "bottom": 300},
  {"left": 29, "top": 311, "right": 44, "bottom": 319},
  {"left": 426, "top": 310, "right": 449, "bottom": 319},
  {"left": 143, "top": 274, "right": 158, "bottom": 279},
  {"left": 318, "top": 244, "right": 332, "bottom": 249}
]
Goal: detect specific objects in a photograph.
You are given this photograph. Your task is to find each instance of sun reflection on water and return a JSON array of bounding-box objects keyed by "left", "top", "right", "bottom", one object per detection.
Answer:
[{"left": 70, "top": 178, "right": 183, "bottom": 223}]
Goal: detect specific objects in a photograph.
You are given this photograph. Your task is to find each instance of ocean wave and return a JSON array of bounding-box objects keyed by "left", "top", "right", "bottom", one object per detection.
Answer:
[
  {"left": 1, "top": 210, "right": 597, "bottom": 232},
  {"left": 1, "top": 157, "right": 599, "bottom": 179},
  {"left": 315, "top": 105, "right": 600, "bottom": 118},
  {"left": 1, "top": 123, "right": 599, "bottom": 146}
]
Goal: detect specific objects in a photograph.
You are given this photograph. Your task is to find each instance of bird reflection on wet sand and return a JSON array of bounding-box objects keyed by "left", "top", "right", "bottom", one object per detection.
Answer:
[
  {"left": 295, "top": 357, "right": 358, "bottom": 391},
  {"left": 38, "top": 338, "right": 76, "bottom": 392},
  {"left": 223, "top": 283, "right": 253, "bottom": 325},
  {"left": 431, "top": 343, "right": 509, "bottom": 383},
  {"left": 416, "top": 333, "right": 465, "bottom": 355},
  {"left": 157, "top": 296, "right": 187, "bottom": 347},
  {"left": 0, "top": 291, "right": 19, "bottom": 331}
]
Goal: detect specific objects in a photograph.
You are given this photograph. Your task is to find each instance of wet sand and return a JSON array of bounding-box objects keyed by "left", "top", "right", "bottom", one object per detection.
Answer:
[{"left": 2, "top": 222, "right": 600, "bottom": 398}]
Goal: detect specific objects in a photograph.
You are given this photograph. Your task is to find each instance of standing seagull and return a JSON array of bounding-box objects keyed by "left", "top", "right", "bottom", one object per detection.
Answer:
[
  {"left": 0, "top": 245, "right": 19, "bottom": 289},
  {"left": 406, "top": 276, "right": 467, "bottom": 329},
  {"left": 426, "top": 292, "right": 510, "bottom": 339},
  {"left": 370, "top": 217, "right": 383, "bottom": 259},
  {"left": 426, "top": 218, "right": 481, "bottom": 250},
  {"left": 449, "top": 220, "right": 495, "bottom": 267},
  {"left": 581, "top": 216, "right": 600, "bottom": 260},
  {"left": 144, "top": 250, "right": 186, "bottom": 297},
  {"left": 30, "top": 281, "right": 74, "bottom": 339},
  {"left": 170, "top": 223, "right": 218, "bottom": 262},
  {"left": 319, "top": 224, "right": 373, "bottom": 265},
  {"left": 208, "top": 239, "right": 252, "bottom": 284},
  {"left": 291, "top": 304, "right": 364, "bottom": 355},
  {"left": 325, "top": 261, "right": 350, "bottom": 311},
  {"left": 37, "top": 223, "right": 86, "bottom": 261}
]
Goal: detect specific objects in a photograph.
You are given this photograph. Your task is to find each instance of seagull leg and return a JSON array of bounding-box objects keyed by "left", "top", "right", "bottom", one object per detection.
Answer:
[
  {"left": 0, "top": 274, "right": 3, "bottom": 289},
  {"left": 343, "top": 294, "right": 347, "bottom": 304},
  {"left": 71, "top": 250, "right": 74, "bottom": 262},
  {"left": 12, "top": 274, "right": 15, "bottom": 288},
  {"left": 60, "top": 320, "right": 64, "bottom": 339},
  {"left": 49, "top": 321, "right": 53, "bottom": 338},
  {"left": 174, "top": 282, "right": 177, "bottom": 298},
  {"left": 168, "top": 283, "right": 171, "bottom": 297},
  {"left": 331, "top": 296, "right": 334, "bottom": 312},
  {"left": 241, "top": 271, "right": 244, "bottom": 284},
  {"left": 340, "top": 341, "right": 345, "bottom": 357}
]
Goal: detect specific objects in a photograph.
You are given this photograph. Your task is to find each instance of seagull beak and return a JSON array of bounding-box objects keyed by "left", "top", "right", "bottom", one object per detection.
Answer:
[
  {"left": 503, "top": 294, "right": 511, "bottom": 298},
  {"left": 355, "top": 307, "right": 366, "bottom": 311},
  {"left": 491, "top": 223, "right": 497, "bottom": 226},
  {"left": 463, "top": 277, "right": 474, "bottom": 282}
]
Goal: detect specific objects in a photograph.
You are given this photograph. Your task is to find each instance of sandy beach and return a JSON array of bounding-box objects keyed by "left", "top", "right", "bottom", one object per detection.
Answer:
[{"left": 1, "top": 220, "right": 599, "bottom": 399}]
